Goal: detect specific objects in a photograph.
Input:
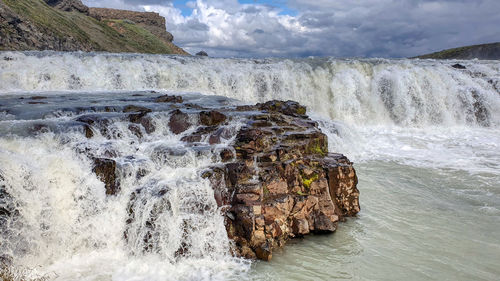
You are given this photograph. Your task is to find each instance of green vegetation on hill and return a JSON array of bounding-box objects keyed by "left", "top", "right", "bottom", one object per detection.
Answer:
[
  {"left": 102, "top": 19, "right": 174, "bottom": 54},
  {"left": 0, "top": 0, "right": 187, "bottom": 54},
  {"left": 416, "top": 42, "right": 500, "bottom": 60}
]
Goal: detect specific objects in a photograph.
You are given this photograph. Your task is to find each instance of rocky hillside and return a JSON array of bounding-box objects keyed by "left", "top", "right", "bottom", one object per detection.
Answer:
[
  {"left": 416, "top": 42, "right": 500, "bottom": 60},
  {"left": 0, "top": 0, "right": 188, "bottom": 54}
]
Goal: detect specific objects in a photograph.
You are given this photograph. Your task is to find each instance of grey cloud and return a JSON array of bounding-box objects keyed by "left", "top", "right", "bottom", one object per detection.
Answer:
[{"left": 83, "top": 0, "right": 500, "bottom": 58}]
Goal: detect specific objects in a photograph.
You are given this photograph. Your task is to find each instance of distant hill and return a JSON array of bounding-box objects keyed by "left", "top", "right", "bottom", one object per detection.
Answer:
[
  {"left": 0, "top": 0, "right": 188, "bottom": 55},
  {"left": 415, "top": 42, "right": 500, "bottom": 60}
]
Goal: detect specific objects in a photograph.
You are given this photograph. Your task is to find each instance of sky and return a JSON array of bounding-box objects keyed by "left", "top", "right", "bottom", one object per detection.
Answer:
[{"left": 82, "top": 0, "right": 500, "bottom": 58}]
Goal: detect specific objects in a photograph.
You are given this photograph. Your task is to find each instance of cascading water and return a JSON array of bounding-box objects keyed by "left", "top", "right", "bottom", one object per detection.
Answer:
[
  {"left": 1, "top": 52, "right": 499, "bottom": 127},
  {"left": 1, "top": 51, "right": 499, "bottom": 280},
  {"left": 0, "top": 92, "right": 250, "bottom": 280}
]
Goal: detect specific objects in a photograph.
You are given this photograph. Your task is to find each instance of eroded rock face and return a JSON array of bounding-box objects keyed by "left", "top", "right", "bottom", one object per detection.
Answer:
[
  {"left": 155, "top": 94, "right": 183, "bottom": 103},
  {"left": 199, "top": 110, "right": 227, "bottom": 126},
  {"left": 168, "top": 109, "right": 191, "bottom": 134},
  {"left": 92, "top": 158, "right": 120, "bottom": 195},
  {"left": 199, "top": 100, "right": 360, "bottom": 260},
  {"left": 45, "top": 0, "right": 89, "bottom": 14},
  {"left": 88, "top": 7, "right": 174, "bottom": 42},
  {"left": 71, "top": 98, "right": 359, "bottom": 260}
]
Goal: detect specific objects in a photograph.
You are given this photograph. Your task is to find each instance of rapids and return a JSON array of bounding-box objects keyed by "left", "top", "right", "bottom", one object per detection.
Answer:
[{"left": 0, "top": 51, "right": 499, "bottom": 280}]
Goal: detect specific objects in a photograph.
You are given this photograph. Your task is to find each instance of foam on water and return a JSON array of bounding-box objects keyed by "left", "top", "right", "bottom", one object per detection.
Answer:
[
  {"left": 1, "top": 52, "right": 499, "bottom": 127},
  {"left": 1, "top": 51, "right": 499, "bottom": 280},
  {"left": 0, "top": 93, "right": 250, "bottom": 280}
]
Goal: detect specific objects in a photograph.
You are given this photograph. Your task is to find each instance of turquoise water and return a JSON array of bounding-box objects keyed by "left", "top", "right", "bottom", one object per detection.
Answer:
[{"left": 253, "top": 161, "right": 500, "bottom": 280}]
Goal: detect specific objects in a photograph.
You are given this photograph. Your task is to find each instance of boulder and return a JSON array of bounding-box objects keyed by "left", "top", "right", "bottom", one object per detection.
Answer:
[
  {"left": 127, "top": 107, "right": 155, "bottom": 134},
  {"left": 199, "top": 111, "right": 227, "bottom": 126},
  {"left": 44, "top": 0, "right": 89, "bottom": 14},
  {"left": 123, "top": 105, "right": 152, "bottom": 113},
  {"left": 118, "top": 99, "right": 360, "bottom": 261},
  {"left": 92, "top": 158, "right": 119, "bottom": 195},
  {"left": 168, "top": 109, "right": 191, "bottom": 134},
  {"left": 256, "top": 100, "right": 307, "bottom": 117},
  {"left": 452, "top": 63, "right": 466, "bottom": 69},
  {"left": 187, "top": 101, "right": 360, "bottom": 260},
  {"left": 76, "top": 114, "right": 112, "bottom": 138},
  {"left": 155, "top": 94, "right": 183, "bottom": 103},
  {"left": 196, "top": 51, "right": 208, "bottom": 56}
]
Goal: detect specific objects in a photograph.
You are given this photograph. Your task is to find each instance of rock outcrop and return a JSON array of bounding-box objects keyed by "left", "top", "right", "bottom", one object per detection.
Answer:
[
  {"left": 0, "top": 0, "right": 187, "bottom": 54},
  {"left": 44, "top": 0, "right": 88, "bottom": 14},
  {"left": 72, "top": 97, "right": 360, "bottom": 261},
  {"left": 0, "top": 0, "right": 92, "bottom": 51},
  {"left": 199, "top": 100, "right": 360, "bottom": 260},
  {"left": 89, "top": 7, "right": 174, "bottom": 42}
]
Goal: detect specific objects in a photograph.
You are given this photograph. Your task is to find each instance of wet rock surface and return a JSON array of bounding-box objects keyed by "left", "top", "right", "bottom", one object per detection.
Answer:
[
  {"left": 92, "top": 158, "right": 120, "bottom": 195},
  {"left": 155, "top": 94, "right": 183, "bottom": 103},
  {"left": 64, "top": 95, "right": 359, "bottom": 260},
  {"left": 197, "top": 100, "right": 360, "bottom": 260}
]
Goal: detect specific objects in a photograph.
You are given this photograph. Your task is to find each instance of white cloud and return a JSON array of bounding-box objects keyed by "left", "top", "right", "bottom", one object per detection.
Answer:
[{"left": 82, "top": 0, "right": 500, "bottom": 58}]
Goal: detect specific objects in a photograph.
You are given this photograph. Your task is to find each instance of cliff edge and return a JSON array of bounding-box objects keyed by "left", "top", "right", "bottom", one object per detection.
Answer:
[
  {"left": 416, "top": 42, "right": 500, "bottom": 60},
  {"left": 0, "top": 0, "right": 188, "bottom": 55}
]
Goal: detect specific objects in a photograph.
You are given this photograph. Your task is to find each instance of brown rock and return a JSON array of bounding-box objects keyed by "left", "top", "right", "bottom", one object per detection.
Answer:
[
  {"left": 292, "top": 218, "right": 310, "bottom": 235},
  {"left": 256, "top": 100, "right": 307, "bottom": 117},
  {"left": 155, "top": 94, "right": 183, "bottom": 103},
  {"left": 265, "top": 180, "right": 288, "bottom": 195},
  {"left": 92, "top": 158, "right": 119, "bottom": 195},
  {"left": 128, "top": 124, "right": 143, "bottom": 138},
  {"left": 88, "top": 98, "right": 359, "bottom": 262},
  {"left": 199, "top": 110, "right": 227, "bottom": 126},
  {"left": 129, "top": 112, "right": 155, "bottom": 134},
  {"left": 326, "top": 164, "right": 360, "bottom": 218},
  {"left": 83, "top": 125, "right": 94, "bottom": 138},
  {"left": 123, "top": 105, "right": 152, "bottom": 113},
  {"left": 168, "top": 109, "right": 190, "bottom": 134},
  {"left": 255, "top": 243, "right": 272, "bottom": 261},
  {"left": 220, "top": 148, "right": 234, "bottom": 162}
]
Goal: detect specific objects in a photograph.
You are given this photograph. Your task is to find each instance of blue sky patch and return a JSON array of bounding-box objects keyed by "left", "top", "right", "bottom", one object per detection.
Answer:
[{"left": 173, "top": 0, "right": 298, "bottom": 17}]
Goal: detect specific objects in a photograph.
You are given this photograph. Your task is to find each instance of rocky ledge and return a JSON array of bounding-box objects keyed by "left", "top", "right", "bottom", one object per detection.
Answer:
[
  {"left": 199, "top": 100, "right": 360, "bottom": 260},
  {"left": 1, "top": 96, "right": 360, "bottom": 262},
  {"left": 78, "top": 97, "right": 360, "bottom": 260}
]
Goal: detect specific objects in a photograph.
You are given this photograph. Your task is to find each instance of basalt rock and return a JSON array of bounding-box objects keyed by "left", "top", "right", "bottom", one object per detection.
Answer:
[
  {"left": 123, "top": 105, "right": 152, "bottom": 113},
  {"left": 452, "top": 63, "right": 466, "bottom": 70},
  {"left": 168, "top": 109, "right": 191, "bottom": 134},
  {"left": 155, "top": 94, "right": 183, "bottom": 103},
  {"left": 128, "top": 108, "right": 155, "bottom": 134},
  {"left": 193, "top": 100, "right": 360, "bottom": 260},
  {"left": 199, "top": 110, "right": 227, "bottom": 126},
  {"left": 45, "top": 0, "right": 89, "bottom": 14},
  {"left": 118, "top": 99, "right": 359, "bottom": 261},
  {"left": 92, "top": 158, "right": 120, "bottom": 195}
]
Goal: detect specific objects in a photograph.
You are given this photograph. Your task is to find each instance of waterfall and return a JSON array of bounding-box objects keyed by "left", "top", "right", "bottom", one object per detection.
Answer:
[
  {"left": 0, "top": 51, "right": 499, "bottom": 280},
  {"left": 0, "top": 93, "right": 249, "bottom": 280},
  {"left": 1, "top": 52, "right": 499, "bottom": 127}
]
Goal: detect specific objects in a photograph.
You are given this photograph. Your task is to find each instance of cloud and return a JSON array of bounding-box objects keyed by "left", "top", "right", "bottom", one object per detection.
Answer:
[{"left": 82, "top": 0, "right": 500, "bottom": 58}]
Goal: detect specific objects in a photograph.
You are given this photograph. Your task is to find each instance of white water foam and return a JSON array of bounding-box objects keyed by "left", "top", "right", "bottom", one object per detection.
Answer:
[
  {"left": 1, "top": 51, "right": 500, "bottom": 280},
  {"left": 1, "top": 52, "right": 499, "bottom": 127},
  {"left": 0, "top": 106, "right": 249, "bottom": 280}
]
